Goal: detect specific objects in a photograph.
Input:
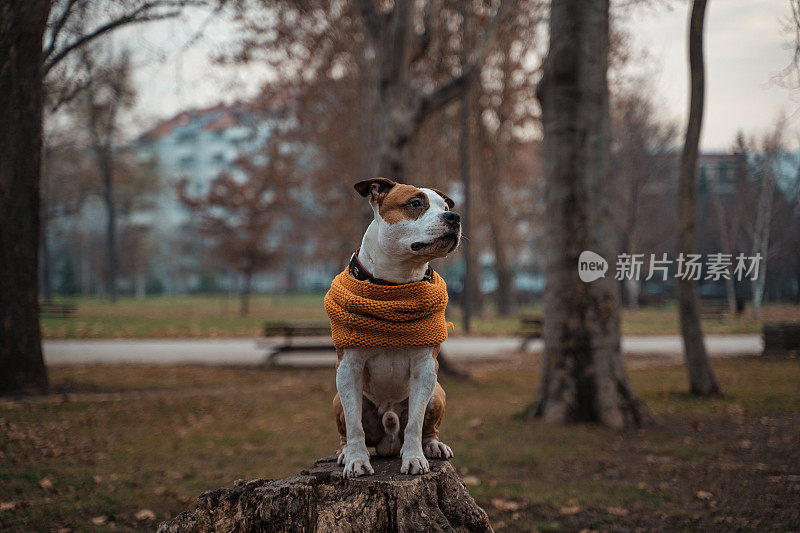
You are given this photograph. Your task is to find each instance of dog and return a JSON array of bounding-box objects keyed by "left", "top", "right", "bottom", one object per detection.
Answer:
[{"left": 326, "top": 177, "right": 461, "bottom": 478}]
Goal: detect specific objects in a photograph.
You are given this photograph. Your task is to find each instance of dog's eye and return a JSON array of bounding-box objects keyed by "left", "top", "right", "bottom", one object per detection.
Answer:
[{"left": 407, "top": 200, "right": 422, "bottom": 208}]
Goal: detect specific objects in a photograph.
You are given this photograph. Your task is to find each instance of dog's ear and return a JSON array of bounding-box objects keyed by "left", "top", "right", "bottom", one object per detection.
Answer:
[
  {"left": 354, "top": 178, "right": 397, "bottom": 203},
  {"left": 429, "top": 188, "right": 455, "bottom": 209}
]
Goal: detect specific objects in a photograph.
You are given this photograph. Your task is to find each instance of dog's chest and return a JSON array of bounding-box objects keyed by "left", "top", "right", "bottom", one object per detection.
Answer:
[{"left": 350, "top": 346, "right": 435, "bottom": 407}]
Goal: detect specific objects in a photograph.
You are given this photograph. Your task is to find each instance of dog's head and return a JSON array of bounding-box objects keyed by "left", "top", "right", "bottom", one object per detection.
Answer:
[{"left": 354, "top": 178, "right": 461, "bottom": 260}]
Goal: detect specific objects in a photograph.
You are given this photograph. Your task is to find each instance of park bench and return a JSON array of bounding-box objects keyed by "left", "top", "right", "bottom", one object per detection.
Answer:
[
  {"left": 762, "top": 323, "right": 800, "bottom": 355},
  {"left": 257, "top": 321, "right": 465, "bottom": 376},
  {"left": 259, "top": 321, "right": 334, "bottom": 366},
  {"left": 518, "top": 312, "right": 543, "bottom": 351},
  {"left": 39, "top": 301, "right": 78, "bottom": 318},
  {"left": 698, "top": 298, "right": 728, "bottom": 320}
]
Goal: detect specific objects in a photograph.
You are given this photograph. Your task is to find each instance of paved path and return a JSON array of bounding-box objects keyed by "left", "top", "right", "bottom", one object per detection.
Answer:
[{"left": 43, "top": 335, "right": 762, "bottom": 367}]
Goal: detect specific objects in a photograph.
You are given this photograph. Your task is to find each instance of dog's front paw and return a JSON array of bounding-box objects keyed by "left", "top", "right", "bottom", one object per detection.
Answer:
[
  {"left": 342, "top": 446, "right": 374, "bottom": 478},
  {"left": 400, "top": 445, "right": 429, "bottom": 475},
  {"left": 423, "top": 437, "right": 453, "bottom": 459}
]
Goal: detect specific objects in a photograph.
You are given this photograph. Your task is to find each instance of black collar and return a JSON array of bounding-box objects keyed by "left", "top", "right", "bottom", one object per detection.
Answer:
[{"left": 349, "top": 248, "right": 433, "bottom": 285}]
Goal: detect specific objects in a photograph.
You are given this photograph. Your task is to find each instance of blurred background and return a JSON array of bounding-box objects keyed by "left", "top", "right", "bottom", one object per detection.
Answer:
[
  {"left": 37, "top": 1, "right": 800, "bottom": 336},
  {"left": 2, "top": 0, "right": 800, "bottom": 531}
]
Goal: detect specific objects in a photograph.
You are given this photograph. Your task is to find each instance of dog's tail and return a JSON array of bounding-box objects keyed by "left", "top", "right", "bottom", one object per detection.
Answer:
[{"left": 381, "top": 410, "right": 400, "bottom": 439}]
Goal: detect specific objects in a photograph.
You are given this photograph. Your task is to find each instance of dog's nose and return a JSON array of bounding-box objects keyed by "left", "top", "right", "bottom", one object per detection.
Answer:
[{"left": 442, "top": 212, "right": 460, "bottom": 226}]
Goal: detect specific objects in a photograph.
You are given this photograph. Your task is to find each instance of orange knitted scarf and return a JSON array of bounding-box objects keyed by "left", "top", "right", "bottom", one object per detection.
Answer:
[{"left": 324, "top": 268, "right": 450, "bottom": 349}]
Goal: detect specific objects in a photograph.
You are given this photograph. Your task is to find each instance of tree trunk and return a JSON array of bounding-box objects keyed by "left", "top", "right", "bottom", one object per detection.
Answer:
[
  {"left": 710, "top": 176, "right": 738, "bottom": 315},
  {"left": 479, "top": 139, "right": 514, "bottom": 316},
  {"left": 530, "top": 0, "right": 646, "bottom": 428},
  {"left": 373, "top": 0, "right": 412, "bottom": 180},
  {"left": 135, "top": 273, "right": 146, "bottom": 300},
  {"left": 100, "top": 149, "right": 118, "bottom": 303},
  {"left": 490, "top": 221, "right": 515, "bottom": 316},
  {"left": 240, "top": 269, "right": 253, "bottom": 317},
  {"left": 158, "top": 456, "right": 493, "bottom": 533},
  {"left": 625, "top": 278, "right": 640, "bottom": 309},
  {"left": 0, "top": 0, "right": 51, "bottom": 396},
  {"left": 750, "top": 163, "right": 774, "bottom": 320},
  {"left": 459, "top": 92, "right": 483, "bottom": 331},
  {"left": 459, "top": 3, "right": 483, "bottom": 329},
  {"left": 40, "top": 219, "right": 53, "bottom": 302},
  {"left": 676, "top": 0, "right": 721, "bottom": 397}
]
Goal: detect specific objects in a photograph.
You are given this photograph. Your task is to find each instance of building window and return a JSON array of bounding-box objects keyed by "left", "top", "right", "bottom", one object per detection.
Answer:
[
  {"left": 176, "top": 130, "right": 197, "bottom": 144},
  {"left": 179, "top": 155, "right": 195, "bottom": 170}
]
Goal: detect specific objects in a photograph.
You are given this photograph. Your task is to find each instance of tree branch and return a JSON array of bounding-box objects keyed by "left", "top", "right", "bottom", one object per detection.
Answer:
[
  {"left": 43, "top": 1, "right": 193, "bottom": 75},
  {"left": 353, "top": 0, "right": 381, "bottom": 41},
  {"left": 45, "top": 0, "right": 82, "bottom": 61},
  {"left": 413, "top": 0, "right": 511, "bottom": 125},
  {"left": 409, "top": 0, "right": 434, "bottom": 65}
]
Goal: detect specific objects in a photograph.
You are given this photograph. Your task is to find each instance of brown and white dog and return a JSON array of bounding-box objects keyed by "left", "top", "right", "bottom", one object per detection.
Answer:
[{"left": 333, "top": 177, "right": 461, "bottom": 478}]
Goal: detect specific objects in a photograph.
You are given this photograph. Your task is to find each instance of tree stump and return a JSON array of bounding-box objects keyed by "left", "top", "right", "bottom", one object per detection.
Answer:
[{"left": 157, "top": 456, "right": 493, "bottom": 533}]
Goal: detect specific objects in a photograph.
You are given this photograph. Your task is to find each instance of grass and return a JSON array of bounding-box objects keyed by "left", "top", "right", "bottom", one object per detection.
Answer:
[
  {"left": 1, "top": 356, "right": 798, "bottom": 531},
  {"left": 40, "top": 294, "right": 800, "bottom": 338}
]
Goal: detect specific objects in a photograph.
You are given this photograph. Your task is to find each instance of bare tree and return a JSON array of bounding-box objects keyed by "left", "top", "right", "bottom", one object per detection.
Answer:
[
  {"left": 676, "top": 0, "right": 720, "bottom": 397},
  {"left": 73, "top": 48, "right": 136, "bottom": 303},
  {"left": 611, "top": 87, "right": 678, "bottom": 307},
  {"left": 0, "top": 0, "right": 52, "bottom": 395},
  {"left": 707, "top": 132, "right": 748, "bottom": 314},
  {"left": 178, "top": 140, "right": 294, "bottom": 315},
  {"left": 457, "top": 2, "right": 482, "bottom": 331},
  {"left": 748, "top": 119, "right": 788, "bottom": 318},
  {"left": 531, "top": 0, "right": 646, "bottom": 428},
  {"left": 1, "top": 0, "right": 195, "bottom": 395},
  {"left": 352, "top": 0, "right": 511, "bottom": 178},
  {"left": 227, "top": 0, "right": 511, "bottom": 179},
  {"left": 472, "top": 3, "right": 543, "bottom": 316},
  {"left": 40, "top": 125, "right": 97, "bottom": 301}
]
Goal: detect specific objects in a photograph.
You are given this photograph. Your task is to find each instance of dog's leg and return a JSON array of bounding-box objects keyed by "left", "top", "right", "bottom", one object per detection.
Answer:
[
  {"left": 422, "top": 382, "right": 453, "bottom": 459},
  {"left": 336, "top": 351, "right": 374, "bottom": 478},
  {"left": 400, "top": 349, "right": 437, "bottom": 474}
]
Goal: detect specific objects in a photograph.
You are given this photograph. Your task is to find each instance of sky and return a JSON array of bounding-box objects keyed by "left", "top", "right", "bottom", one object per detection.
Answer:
[
  {"left": 621, "top": 0, "right": 799, "bottom": 151},
  {"left": 118, "top": 1, "right": 800, "bottom": 150}
]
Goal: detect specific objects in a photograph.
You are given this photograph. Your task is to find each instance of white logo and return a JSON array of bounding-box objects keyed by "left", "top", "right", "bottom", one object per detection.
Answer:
[{"left": 578, "top": 250, "right": 608, "bottom": 282}]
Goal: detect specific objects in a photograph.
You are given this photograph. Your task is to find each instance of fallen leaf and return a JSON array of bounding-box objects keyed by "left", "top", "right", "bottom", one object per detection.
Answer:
[
  {"left": 153, "top": 486, "right": 166, "bottom": 496},
  {"left": 739, "top": 439, "right": 752, "bottom": 450},
  {"left": 694, "top": 490, "right": 713, "bottom": 500},
  {"left": 91, "top": 515, "right": 108, "bottom": 526},
  {"left": 559, "top": 505, "right": 581, "bottom": 515},
  {"left": 462, "top": 475, "right": 480, "bottom": 486},
  {"left": 490, "top": 498, "right": 523, "bottom": 512},
  {"left": 468, "top": 417, "right": 483, "bottom": 428},
  {"left": 39, "top": 476, "right": 55, "bottom": 491},
  {"left": 135, "top": 509, "right": 156, "bottom": 521},
  {"left": 606, "top": 506, "right": 629, "bottom": 516},
  {"left": 0, "top": 501, "right": 18, "bottom": 512},
  {"left": 727, "top": 404, "right": 746, "bottom": 416}
]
